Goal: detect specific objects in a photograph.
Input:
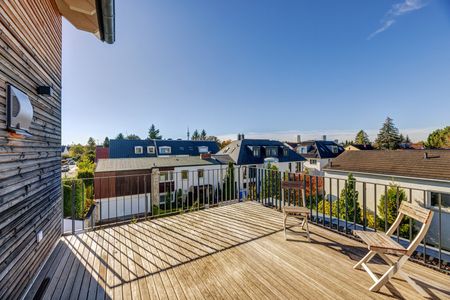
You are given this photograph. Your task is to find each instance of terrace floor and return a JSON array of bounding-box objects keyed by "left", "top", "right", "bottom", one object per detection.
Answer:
[{"left": 26, "top": 202, "right": 449, "bottom": 300}]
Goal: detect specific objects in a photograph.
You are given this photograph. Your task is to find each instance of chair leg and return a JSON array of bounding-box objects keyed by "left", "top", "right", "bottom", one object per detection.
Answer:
[
  {"left": 354, "top": 250, "right": 377, "bottom": 270},
  {"left": 305, "top": 217, "right": 311, "bottom": 242},
  {"left": 369, "top": 263, "right": 398, "bottom": 292},
  {"left": 398, "top": 270, "right": 428, "bottom": 297}
]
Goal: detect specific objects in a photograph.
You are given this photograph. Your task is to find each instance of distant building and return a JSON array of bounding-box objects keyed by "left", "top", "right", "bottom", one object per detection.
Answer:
[
  {"left": 344, "top": 144, "right": 374, "bottom": 151},
  {"left": 109, "top": 139, "right": 220, "bottom": 158},
  {"left": 61, "top": 145, "right": 70, "bottom": 156},
  {"left": 94, "top": 155, "right": 229, "bottom": 222},
  {"left": 324, "top": 150, "right": 450, "bottom": 250},
  {"left": 294, "top": 140, "right": 344, "bottom": 175},
  {"left": 216, "top": 137, "right": 305, "bottom": 173}
]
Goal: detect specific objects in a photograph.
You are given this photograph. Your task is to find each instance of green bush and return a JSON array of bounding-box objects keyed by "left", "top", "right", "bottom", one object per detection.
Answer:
[{"left": 63, "top": 180, "right": 84, "bottom": 219}]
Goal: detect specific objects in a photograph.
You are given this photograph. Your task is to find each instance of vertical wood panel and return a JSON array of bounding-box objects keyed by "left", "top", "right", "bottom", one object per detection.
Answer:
[{"left": 0, "top": 0, "right": 62, "bottom": 298}]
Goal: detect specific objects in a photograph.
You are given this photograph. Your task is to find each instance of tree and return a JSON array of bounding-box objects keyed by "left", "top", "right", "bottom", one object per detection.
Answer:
[
  {"left": 355, "top": 130, "right": 370, "bottom": 145},
  {"left": 116, "top": 133, "right": 125, "bottom": 140},
  {"left": 84, "top": 137, "right": 96, "bottom": 163},
  {"left": 223, "top": 162, "right": 236, "bottom": 200},
  {"left": 103, "top": 137, "right": 110, "bottom": 147},
  {"left": 375, "top": 117, "right": 401, "bottom": 150},
  {"left": 425, "top": 126, "right": 450, "bottom": 149},
  {"left": 126, "top": 134, "right": 140, "bottom": 140},
  {"left": 191, "top": 130, "right": 200, "bottom": 140},
  {"left": 148, "top": 124, "right": 162, "bottom": 139},
  {"left": 200, "top": 129, "right": 207, "bottom": 140},
  {"left": 334, "top": 173, "right": 361, "bottom": 224},
  {"left": 69, "top": 144, "right": 85, "bottom": 161},
  {"left": 377, "top": 184, "right": 413, "bottom": 238},
  {"left": 220, "top": 139, "right": 232, "bottom": 149}
]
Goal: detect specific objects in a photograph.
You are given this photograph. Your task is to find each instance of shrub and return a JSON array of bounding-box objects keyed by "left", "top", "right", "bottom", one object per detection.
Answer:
[{"left": 63, "top": 180, "right": 84, "bottom": 219}]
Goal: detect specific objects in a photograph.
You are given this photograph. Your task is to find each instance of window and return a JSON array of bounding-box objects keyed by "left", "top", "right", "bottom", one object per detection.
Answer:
[
  {"left": 159, "top": 146, "right": 171, "bottom": 154},
  {"left": 283, "top": 148, "right": 289, "bottom": 157},
  {"left": 288, "top": 163, "right": 292, "bottom": 172},
  {"left": 243, "top": 166, "right": 247, "bottom": 179},
  {"left": 253, "top": 146, "right": 261, "bottom": 157},
  {"left": 197, "top": 169, "right": 204, "bottom": 178},
  {"left": 430, "top": 192, "right": 450, "bottom": 208},
  {"left": 297, "top": 146, "right": 308, "bottom": 154},
  {"left": 181, "top": 170, "right": 189, "bottom": 180},
  {"left": 198, "top": 146, "right": 208, "bottom": 154},
  {"left": 310, "top": 159, "right": 317, "bottom": 165},
  {"left": 147, "top": 146, "right": 155, "bottom": 154},
  {"left": 160, "top": 171, "right": 173, "bottom": 182},
  {"left": 296, "top": 162, "right": 302, "bottom": 172},
  {"left": 134, "top": 146, "right": 143, "bottom": 154},
  {"left": 266, "top": 147, "right": 278, "bottom": 157}
]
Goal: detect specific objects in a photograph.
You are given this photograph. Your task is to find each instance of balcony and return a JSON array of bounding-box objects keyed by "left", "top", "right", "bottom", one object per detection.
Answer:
[{"left": 25, "top": 201, "right": 449, "bottom": 299}]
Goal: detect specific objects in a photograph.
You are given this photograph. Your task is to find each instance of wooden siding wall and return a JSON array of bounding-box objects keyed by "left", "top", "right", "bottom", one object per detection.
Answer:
[{"left": 0, "top": 0, "right": 62, "bottom": 298}]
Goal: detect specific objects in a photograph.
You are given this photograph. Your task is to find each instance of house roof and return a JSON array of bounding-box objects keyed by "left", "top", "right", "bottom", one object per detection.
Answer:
[
  {"left": 217, "top": 139, "right": 305, "bottom": 165},
  {"left": 56, "top": 0, "right": 115, "bottom": 44},
  {"left": 96, "top": 156, "right": 223, "bottom": 173},
  {"left": 345, "top": 144, "right": 374, "bottom": 150},
  {"left": 324, "top": 150, "right": 450, "bottom": 181},
  {"left": 296, "top": 140, "right": 344, "bottom": 159},
  {"left": 109, "top": 139, "right": 220, "bottom": 159}
]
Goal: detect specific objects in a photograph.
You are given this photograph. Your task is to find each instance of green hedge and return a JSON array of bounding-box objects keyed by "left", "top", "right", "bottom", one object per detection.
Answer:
[{"left": 63, "top": 180, "right": 84, "bottom": 219}]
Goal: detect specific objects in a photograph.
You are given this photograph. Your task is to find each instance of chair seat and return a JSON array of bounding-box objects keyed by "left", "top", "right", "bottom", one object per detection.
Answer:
[
  {"left": 354, "top": 230, "right": 407, "bottom": 255},
  {"left": 283, "top": 206, "right": 309, "bottom": 215}
]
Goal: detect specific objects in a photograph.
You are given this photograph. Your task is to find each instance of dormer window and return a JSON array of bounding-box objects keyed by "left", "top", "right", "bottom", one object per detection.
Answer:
[
  {"left": 198, "top": 146, "right": 208, "bottom": 154},
  {"left": 253, "top": 146, "right": 261, "bottom": 157},
  {"left": 159, "top": 146, "right": 171, "bottom": 154},
  {"left": 266, "top": 147, "right": 278, "bottom": 157},
  {"left": 134, "top": 146, "right": 143, "bottom": 154},
  {"left": 147, "top": 146, "right": 155, "bottom": 154},
  {"left": 283, "top": 148, "right": 289, "bottom": 157}
]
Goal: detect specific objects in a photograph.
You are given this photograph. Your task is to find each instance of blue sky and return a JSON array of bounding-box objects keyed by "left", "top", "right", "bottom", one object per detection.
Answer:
[{"left": 61, "top": 0, "right": 450, "bottom": 145}]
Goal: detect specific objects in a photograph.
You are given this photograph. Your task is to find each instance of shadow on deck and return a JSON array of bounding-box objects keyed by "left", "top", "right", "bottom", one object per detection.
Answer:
[{"left": 26, "top": 202, "right": 450, "bottom": 299}]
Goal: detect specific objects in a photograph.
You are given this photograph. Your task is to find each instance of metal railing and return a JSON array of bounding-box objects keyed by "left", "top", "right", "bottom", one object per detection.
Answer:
[
  {"left": 62, "top": 166, "right": 244, "bottom": 233},
  {"left": 246, "top": 167, "right": 449, "bottom": 272}
]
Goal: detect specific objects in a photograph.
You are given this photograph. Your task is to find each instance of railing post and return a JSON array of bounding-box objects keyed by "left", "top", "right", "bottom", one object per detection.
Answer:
[
  {"left": 438, "top": 193, "right": 442, "bottom": 270},
  {"left": 362, "top": 182, "right": 366, "bottom": 231},
  {"left": 71, "top": 180, "right": 75, "bottom": 235},
  {"left": 144, "top": 175, "right": 148, "bottom": 219}
]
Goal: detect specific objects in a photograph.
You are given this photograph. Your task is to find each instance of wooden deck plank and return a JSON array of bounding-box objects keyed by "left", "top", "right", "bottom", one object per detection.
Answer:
[{"left": 26, "top": 202, "right": 450, "bottom": 300}]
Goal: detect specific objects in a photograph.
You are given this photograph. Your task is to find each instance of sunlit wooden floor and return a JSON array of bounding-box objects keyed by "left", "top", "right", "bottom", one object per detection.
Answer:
[{"left": 26, "top": 201, "right": 450, "bottom": 300}]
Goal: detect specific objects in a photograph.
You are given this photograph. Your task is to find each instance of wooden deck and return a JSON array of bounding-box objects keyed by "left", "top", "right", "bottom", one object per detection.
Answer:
[{"left": 26, "top": 202, "right": 450, "bottom": 300}]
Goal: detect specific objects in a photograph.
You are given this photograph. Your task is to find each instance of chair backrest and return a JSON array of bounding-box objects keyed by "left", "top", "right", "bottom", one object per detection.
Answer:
[
  {"left": 399, "top": 201, "right": 432, "bottom": 223},
  {"left": 387, "top": 201, "right": 434, "bottom": 256}
]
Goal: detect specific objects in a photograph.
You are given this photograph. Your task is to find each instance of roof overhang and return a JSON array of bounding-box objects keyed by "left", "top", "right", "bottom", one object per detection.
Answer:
[{"left": 56, "top": 0, "right": 115, "bottom": 44}]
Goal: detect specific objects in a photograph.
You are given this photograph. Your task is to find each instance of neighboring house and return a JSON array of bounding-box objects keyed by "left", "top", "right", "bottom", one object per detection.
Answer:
[
  {"left": 61, "top": 145, "right": 70, "bottom": 156},
  {"left": 109, "top": 139, "right": 220, "bottom": 158},
  {"left": 94, "top": 155, "right": 230, "bottom": 221},
  {"left": 323, "top": 150, "right": 450, "bottom": 250},
  {"left": 0, "top": 1, "right": 115, "bottom": 298},
  {"left": 95, "top": 146, "right": 109, "bottom": 162},
  {"left": 344, "top": 144, "right": 374, "bottom": 151},
  {"left": 216, "top": 138, "right": 305, "bottom": 173},
  {"left": 294, "top": 140, "right": 344, "bottom": 175}
]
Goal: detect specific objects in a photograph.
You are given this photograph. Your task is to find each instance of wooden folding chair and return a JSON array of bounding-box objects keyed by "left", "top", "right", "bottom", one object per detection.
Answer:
[
  {"left": 282, "top": 186, "right": 311, "bottom": 242},
  {"left": 353, "top": 201, "right": 433, "bottom": 295}
]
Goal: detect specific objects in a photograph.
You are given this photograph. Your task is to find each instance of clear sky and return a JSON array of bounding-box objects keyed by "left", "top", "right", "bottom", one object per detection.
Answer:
[{"left": 61, "top": 0, "right": 450, "bottom": 145}]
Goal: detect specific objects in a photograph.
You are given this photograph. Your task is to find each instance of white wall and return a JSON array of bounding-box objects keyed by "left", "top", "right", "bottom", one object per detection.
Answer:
[{"left": 323, "top": 170, "right": 450, "bottom": 250}]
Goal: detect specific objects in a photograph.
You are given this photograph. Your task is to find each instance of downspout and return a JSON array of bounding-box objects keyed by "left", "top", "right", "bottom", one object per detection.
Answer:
[{"left": 96, "top": 0, "right": 115, "bottom": 44}]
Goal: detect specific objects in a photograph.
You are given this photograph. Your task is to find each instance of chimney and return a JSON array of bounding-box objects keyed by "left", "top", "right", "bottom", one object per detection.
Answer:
[
  {"left": 297, "top": 135, "right": 301, "bottom": 143},
  {"left": 424, "top": 152, "right": 428, "bottom": 159},
  {"left": 237, "top": 133, "right": 245, "bottom": 140},
  {"left": 322, "top": 135, "right": 327, "bottom": 141}
]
